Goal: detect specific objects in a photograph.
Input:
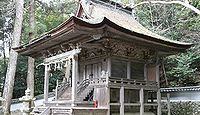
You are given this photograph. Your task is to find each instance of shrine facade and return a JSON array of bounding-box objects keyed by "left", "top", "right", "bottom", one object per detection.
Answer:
[{"left": 14, "top": 0, "right": 192, "bottom": 115}]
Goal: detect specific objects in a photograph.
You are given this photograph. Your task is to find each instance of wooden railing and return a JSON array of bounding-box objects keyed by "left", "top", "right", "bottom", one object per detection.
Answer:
[
  {"left": 109, "top": 77, "right": 157, "bottom": 86},
  {"left": 77, "top": 79, "right": 90, "bottom": 94},
  {"left": 90, "top": 77, "right": 107, "bottom": 85},
  {"left": 89, "top": 76, "right": 157, "bottom": 87},
  {"left": 55, "top": 80, "right": 70, "bottom": 100},
  {"left": 40, "top": 107, "right": 51, "bottom": 115},
  {"left": 39, "top": 107, "right": 72, "bottom": 115}
]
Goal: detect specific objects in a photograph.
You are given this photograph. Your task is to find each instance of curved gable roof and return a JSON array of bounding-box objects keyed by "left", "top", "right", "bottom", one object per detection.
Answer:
[
  {"left": 13, "top": 0, "right": 192, "bottom": 58},
  {"left": 79, "top": 0, "right": 192, "bottom": 46}
]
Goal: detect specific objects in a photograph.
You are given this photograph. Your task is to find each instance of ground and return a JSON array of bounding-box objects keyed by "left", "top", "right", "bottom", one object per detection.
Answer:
[{"left": 0, "top": 109, "right": 21, "bottom": 115}]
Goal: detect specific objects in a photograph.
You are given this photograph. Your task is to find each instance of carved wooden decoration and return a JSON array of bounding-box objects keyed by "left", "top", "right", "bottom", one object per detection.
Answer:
[{"left": 79, "top": 38, "right": 157, "bottom": 62}]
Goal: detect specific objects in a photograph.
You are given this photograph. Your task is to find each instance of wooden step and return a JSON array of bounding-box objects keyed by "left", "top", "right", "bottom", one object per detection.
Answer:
[{"left": 58, "top": 87, "right": 72, "bottom": 100}]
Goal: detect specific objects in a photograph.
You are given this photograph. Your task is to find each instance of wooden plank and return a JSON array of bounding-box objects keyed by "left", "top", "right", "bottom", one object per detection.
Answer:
[
  {"left": 110, "top": 103, "right": 121, "bottom": 106},
  {"left": 124, "top": 103, "right": 140, "bottom": 106},
  {"left": 108, "top": 82, "right": 158, "bottom": 90},
  {"left": 144, "top": 103, "right": 158, "bottom": 106}
]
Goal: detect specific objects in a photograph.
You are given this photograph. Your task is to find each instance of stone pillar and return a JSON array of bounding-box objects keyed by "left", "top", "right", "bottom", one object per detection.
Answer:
[
  {"left": 120, "top": 86, "right": 124, "bottom": 115},
  {"left": 44, "top": 65, "right": 49, "bottom": 102},
  {"left": 140, "top": 88, "right": 144, "bottom": 115},
  {"left": 19, "top": 89, "right": 35, "bottom": 115},
  {"left": 72, "top": 55, "right": 78, "bottom": 106}
]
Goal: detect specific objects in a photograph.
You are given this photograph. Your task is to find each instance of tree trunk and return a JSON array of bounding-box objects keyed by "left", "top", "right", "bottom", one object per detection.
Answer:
[
  {"left": 2, "top": 0, "right": 24, "bottom": 114},
  {"left": 27, "top": 0, "right": 35, "bottom": 98},
  {"left": 1, "top": 28, "right": 7, "bottom": 93}
]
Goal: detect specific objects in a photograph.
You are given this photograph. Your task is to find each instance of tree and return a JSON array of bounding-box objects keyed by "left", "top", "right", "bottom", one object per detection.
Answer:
[
  {"left": 0, "top": 0, "right": 15, "bottom": 92},
  {"left": 2, "top": 0, "right": 24, "bottom": 114},
  {"left": 131, "top": 0, "right": 200, "bottom": 86},
  {"left": 11, "top": 0, "right": 78, "bottom": 98},
  {"left": 27, "top": 0, "right": 35, "bottom": 98}
]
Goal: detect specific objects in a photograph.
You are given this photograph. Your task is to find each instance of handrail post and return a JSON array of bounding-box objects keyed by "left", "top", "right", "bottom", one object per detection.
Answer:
[{"left": 55, "top": 80, "right": 59, "bottom": 100}]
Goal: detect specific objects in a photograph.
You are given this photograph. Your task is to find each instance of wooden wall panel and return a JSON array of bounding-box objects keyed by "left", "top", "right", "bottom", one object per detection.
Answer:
[{"left": 147, "top": 65, "right": 156, "bottom": 81}]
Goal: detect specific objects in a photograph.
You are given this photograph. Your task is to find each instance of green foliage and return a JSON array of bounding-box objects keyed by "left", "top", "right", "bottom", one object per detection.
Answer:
[
  {"left": 34, "top": 58, "right": 44, "bottom": 95},
  {"left": 13, "top": 56, "right": 28, "bottom": 98},
  {"left": 162, "top": 102, "right": 200, "bottom": 115},
  {"left": 165, "top": 52, "right": 200, "bottom": 86},
  {"left": 0, "top": 59, "right": 7, "bottom": 92},
  {"left": 134, "top": 0, "right": 200, "bottom": 86},
  {"left": 21, "top": 0, "right": 78, "bottom": 44},
  {"left": 11, "top": 0, "right": 78, "bottom": 98}
]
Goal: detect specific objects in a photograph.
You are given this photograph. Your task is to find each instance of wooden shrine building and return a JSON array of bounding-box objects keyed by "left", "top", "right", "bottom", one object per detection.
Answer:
[{"left": 14, "top": 0, "right": 192, "bottom": 115}]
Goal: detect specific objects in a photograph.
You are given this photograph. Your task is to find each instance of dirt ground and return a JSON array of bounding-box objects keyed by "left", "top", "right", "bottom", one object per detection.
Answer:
[
  {"left": 0, "top": 110, "right": 22, "bottom": 115},
  {"left": 11, "top": 110, "right": 22, "bottom": 115}
]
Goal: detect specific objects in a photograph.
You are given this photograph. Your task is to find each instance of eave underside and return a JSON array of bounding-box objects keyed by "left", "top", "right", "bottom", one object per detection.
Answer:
[{"left": 14, "top": 17, "right": 192, "bottom": 58}]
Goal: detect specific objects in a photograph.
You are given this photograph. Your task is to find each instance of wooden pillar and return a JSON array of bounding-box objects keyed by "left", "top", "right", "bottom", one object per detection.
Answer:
[
  {"left": 167, "top": 93, "right": 171, "bottom": 115},
  {"left": 140, "top": 88, "right": 144, "bottom": 115},
  {"left": 72, "top": 55, "right": 78, "bottom": 106},
  {"left": 107, "top": 58, "right": 111, "bottom": 77},
  {"left": 127, "top": 61, "right": 131, "bottom": 79},
  {"left": 76, "top": 55, "right": 79, "bottom": 84},
  {"left": 156, "top": 64, "right": 161, "bottom": 115},
  {"left": 107, "top": 87, "right": 110, "bottom": 115},
  {"left": 120, "top": 86, "right": 124, "bottom": 115},
  {"left": 157, "top": 89, "right": 161, "bottom": 115},
  {"left": 44, "top": 65, "right": 49, "bottom": 102}
]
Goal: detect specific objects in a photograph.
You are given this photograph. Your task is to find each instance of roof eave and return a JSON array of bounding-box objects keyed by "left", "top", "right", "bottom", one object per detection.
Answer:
[{"left": 13, "top": 16, "right": 192, "bottom": 57}]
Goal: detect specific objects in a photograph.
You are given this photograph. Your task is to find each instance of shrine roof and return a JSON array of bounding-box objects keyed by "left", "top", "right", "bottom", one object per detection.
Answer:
[
  {"left": 161, "top": 86, "right": 200, "bottom": 93},
  {"left": 13, "top": 0, "right": 192, "bottom": 58}
]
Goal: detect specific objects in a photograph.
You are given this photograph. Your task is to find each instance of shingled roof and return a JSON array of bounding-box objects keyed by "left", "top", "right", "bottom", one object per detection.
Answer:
[
  {"left": 161, "top": 86, "right": 200, "bottom": 92},
  {"left": 79, "top": 0, "right": 191, "bottom": 46},
  {"left": 13, "top": 0, "right": 192, "bottom": 58}
]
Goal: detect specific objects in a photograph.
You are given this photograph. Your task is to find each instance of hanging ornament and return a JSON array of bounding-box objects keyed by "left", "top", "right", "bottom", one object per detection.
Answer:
[
  {"left": 54, "top": 63, "right": 57, "bottom": 71},
  {"left": 64, "top": 60, "right": 68, "bottom": 68},
  {"left": 60, "top": 62, "right": 63, "bottom": 70},
  {"left": 47, "top": 65, "right": 51, "bottom": 71},
  {"left": 57, "top": 62, "right": 61, "bottom": 70},
  {"left": 50, "top": 73, "right": 53, "bottom": 77}
]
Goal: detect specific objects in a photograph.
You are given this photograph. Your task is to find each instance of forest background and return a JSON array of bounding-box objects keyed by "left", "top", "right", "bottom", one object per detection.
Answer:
[{"left": 0, "top": 0, "right": 199, "bottom": 99}]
